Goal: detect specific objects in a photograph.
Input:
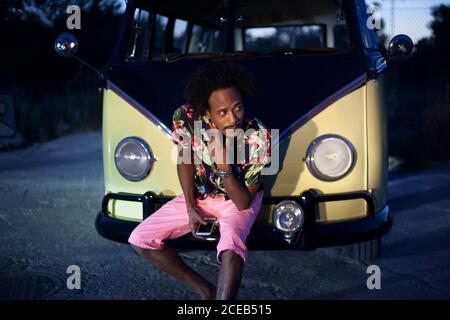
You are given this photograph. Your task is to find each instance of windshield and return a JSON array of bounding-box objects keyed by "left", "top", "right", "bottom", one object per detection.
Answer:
[
  {"left": 245, "top": 25, "right": 327, "bottom": 53},
  {"left": 122, "top": 0, "right": 353, "bottom": 62},
  {"left": 239, "top": 0, "right": 350, "bottom": 53}
]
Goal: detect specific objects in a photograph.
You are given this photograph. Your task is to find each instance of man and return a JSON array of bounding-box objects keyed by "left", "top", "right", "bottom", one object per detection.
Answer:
[{"left": 128, "top": 60, "right": 270, "bottom": 300}]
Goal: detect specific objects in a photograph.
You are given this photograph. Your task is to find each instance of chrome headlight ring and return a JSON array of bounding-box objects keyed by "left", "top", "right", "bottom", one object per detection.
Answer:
[
  {"left": 114, "top": 137, "right": 155, "bottom": 181},
  {"left": 305, "top": 134, "right": 356, "bottom": 182}
]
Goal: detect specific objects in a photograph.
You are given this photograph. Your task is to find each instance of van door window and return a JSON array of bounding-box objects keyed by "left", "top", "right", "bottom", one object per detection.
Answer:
[
  {"left": 236, "top": 0, "right": 351, "bottom": 54},
  {"left": 173, "top": 19, "right": 188, "bottom": 54},
  {"left": 151, "top": 15, "right": 169, "bottom": 59},
  {"left": 244, "top": 25, "right": 325, "bottom": 54},
  {"left": 188, "top": 24, "right": 225, "bottom": 53},
  {"left": 234, "top": 28, "right": 244, "bottom": 51},
  {"left": 122, "top": 1, "right": 229, "bottom": 61},
  {"left": 333, "top": 24, "right": 351, "bottom": 51},
  {"left": 124, "top": 8, "right": 151, "bottom": 62}
]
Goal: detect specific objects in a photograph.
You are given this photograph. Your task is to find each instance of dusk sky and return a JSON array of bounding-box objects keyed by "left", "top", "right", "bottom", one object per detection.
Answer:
[{"left": 375, "top": 0, "right": 450, "bottom": 43}]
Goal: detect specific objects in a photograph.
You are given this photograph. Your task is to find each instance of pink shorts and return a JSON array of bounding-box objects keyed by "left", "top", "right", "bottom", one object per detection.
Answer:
[{"left": 128, "top": 191, "right": 264, "bottom": 264}]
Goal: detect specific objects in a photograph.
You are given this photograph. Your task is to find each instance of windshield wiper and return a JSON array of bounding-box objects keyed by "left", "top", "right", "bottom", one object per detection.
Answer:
[{"left": 165, "top": 52, "right": 225, "bottom": 63}]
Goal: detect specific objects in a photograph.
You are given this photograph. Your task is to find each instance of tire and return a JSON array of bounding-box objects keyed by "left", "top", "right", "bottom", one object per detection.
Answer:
[{"left": 351, "top": 237, "right": 382, "bottom": 261}]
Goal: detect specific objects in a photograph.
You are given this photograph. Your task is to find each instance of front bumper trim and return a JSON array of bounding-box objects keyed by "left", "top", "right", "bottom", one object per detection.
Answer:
[{"left": 96, "top": 190, "right": 392, "bottom": 250}]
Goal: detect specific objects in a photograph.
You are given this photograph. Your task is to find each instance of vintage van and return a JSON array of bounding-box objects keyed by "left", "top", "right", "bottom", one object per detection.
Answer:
[{"left": 56, "top": 0, "right": 413, "bottom": 260}]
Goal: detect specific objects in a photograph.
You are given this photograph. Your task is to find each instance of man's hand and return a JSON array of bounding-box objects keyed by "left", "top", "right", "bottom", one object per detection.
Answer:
[
  {"left": 209, "top": 134, "right": 232, "bottom": 170},
  {"left": 187, "top": 206, "right": 206, "bottom": 237}
]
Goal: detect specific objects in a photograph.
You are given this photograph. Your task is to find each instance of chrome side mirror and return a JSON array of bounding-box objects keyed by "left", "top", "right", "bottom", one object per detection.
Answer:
[
  {"left": 54, "top": 32, "right": 102, "bottom": 79},
  {"left": 388, "top": 34, "right": 414, "bottom": 61},
  {"left": 54, "top": 32, "right": 78, "bottom": 58}
]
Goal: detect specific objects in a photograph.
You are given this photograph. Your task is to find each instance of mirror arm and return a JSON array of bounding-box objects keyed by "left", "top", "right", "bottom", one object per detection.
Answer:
[
  {"left": 72, "top": 55, "right": 101, "bottom": 76},
  {"left": 65, "top": 54, "right": 106, "bottom": 89}
]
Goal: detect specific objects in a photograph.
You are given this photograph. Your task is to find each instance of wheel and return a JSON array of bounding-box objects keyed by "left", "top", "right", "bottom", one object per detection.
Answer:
[{"left": 351, "top": 237, "right": 382, "bottom": 261}]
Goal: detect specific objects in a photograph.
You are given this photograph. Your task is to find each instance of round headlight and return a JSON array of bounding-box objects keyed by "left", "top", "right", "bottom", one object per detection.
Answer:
[
  {"left": 305, "top": 134, "right": 356, "bottom": 181},
  {"left": 272, "top": 200, "right": 304, "bottom": 233},
  {"left": 114, "top": 137, "right": 154, "bottom": 181}
]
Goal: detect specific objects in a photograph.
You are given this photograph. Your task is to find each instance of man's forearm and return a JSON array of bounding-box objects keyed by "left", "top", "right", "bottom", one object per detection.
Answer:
[
  {"left": 177, "top": 163, "right": 196, "bottom": 209},
  {"left": 219, "top": 165, "right": 252, "bottom": 210}
]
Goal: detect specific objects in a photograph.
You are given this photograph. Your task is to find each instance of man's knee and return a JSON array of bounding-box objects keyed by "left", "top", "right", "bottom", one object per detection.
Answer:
[{"left": 216, "top": 229, "right": 248, "bottom": 262}]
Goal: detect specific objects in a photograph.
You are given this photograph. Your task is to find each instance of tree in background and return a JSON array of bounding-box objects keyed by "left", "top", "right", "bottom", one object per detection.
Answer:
[
  {"left": 0, "top": 0, "right": 123, "bottom": 143},
  {"left": 430, "top": 5, "right": 450, "bottom": 56},
  {"left": 0, "top": 0, "right": 123, "bottom": 85},
  {"left": 420, "top": 5, "right": 450, "bottom": 160},
  {"left": 390, "top": 4, "right": 450, "bottom": 163}
]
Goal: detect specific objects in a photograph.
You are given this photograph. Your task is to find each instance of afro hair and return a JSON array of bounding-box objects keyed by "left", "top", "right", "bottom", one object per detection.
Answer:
[{"left": 183, "top": 60, "right": 260, "bottom": 118}]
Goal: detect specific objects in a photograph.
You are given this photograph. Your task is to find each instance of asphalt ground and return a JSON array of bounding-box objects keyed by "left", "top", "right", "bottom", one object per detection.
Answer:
[{"left": 0, "top": 132, "right": 449, "bottom": 299}]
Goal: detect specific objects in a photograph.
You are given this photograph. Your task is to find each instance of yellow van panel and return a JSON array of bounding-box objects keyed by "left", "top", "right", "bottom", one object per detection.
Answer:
[
  {"left": 108, "top": 200, "right": 143, "bottom": 222},
  {"left": 103, "top": 81, "right": 386, "bottom": 224},
  {"left": 366, "top": 77, "right": 388, "bottom": 210},
  {"left": 264, "top": 85, "right": 368, "bottom": 223},
  {"left": 103, "top": 88, "right": 181, "bottom": 220}
]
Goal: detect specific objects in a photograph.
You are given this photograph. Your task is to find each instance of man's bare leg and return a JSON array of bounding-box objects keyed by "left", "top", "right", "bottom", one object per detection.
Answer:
[
  {"left": 216, "top": 250, "right": 244, "bottom": 300},
  {"left": 131, "top": 244, "right": 216, "bottom": 300}
]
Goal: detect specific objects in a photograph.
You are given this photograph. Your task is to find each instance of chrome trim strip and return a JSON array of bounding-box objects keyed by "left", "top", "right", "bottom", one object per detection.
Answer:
[{"left": 107, "top": 80, "right": 172, "bottom": 139}]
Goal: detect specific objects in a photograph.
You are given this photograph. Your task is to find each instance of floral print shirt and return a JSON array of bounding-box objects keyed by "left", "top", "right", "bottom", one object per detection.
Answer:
[{"left": 171, "top": 104, "right": 271, "bottom": 200}]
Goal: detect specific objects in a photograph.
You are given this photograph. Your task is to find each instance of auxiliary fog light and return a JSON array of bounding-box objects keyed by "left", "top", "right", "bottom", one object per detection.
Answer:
[{"left": 272, "top": 200, "right": 305, "bottom": 234}]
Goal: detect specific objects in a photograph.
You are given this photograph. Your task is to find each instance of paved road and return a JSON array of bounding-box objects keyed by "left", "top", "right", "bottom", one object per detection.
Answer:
[{"left": 0, "top": 132, "right": 449, "bottom": 299}]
